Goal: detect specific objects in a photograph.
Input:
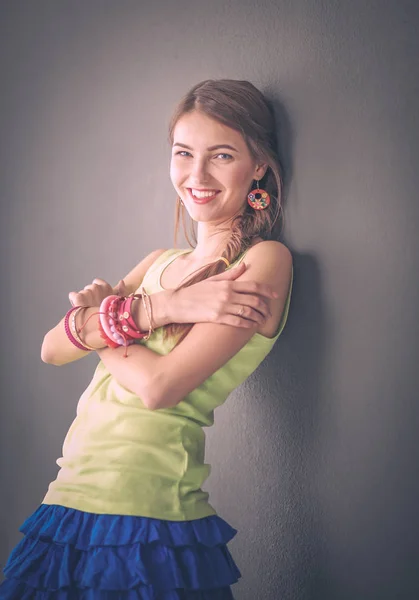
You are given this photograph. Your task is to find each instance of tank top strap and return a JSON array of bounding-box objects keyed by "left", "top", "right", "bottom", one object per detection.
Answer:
[
  {"left": 224, "top": 246, "right": 252, "bottom": 271},
  {"left": 140, "top": 248, "right": 190, "bottom": 293},
  {"left": 147, "top": 246, "right": 250, "bottom": 280}
]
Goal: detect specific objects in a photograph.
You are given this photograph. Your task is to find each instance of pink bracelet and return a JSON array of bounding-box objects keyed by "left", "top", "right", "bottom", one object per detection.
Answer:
[
  {"left": 99, "top": 295, "right": 135, "bottom": 349},
  {"left": 99, "top": 295, "right": 123, "bottom": 346},
  {"left": 110, "top": 296, "right": 136, "bottom": 347},
  {"left": 64, "top": 306, "right": 94, "bottom": 352},
  {"left": 118, "top": 295, "right": 148, "bottom": 340},
  {"left": 96, "top": 292, "right": 155, "bottom": 358}
]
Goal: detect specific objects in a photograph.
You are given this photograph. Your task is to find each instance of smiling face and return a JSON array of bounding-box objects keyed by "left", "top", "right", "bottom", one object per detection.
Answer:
[{"left": 170, "top": 110, "right": 267, "bottom": 224}]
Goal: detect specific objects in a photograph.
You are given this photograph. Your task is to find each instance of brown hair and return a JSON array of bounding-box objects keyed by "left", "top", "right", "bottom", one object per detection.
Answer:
[{"left": 164, "top": 79, "right": 285, "bottom": 344}]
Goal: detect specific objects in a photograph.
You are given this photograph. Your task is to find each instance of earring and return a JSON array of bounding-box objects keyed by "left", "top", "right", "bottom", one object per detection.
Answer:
[{"left": 247, "top": 180, "right": 270, "bottom": 210}]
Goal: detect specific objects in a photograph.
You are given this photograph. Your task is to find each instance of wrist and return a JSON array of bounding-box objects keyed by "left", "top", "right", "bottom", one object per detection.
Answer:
[
  {"left": 132, "top": 290, "right": 173, "bottom": 331},
  {"left": 154, "top": 289, "right": 175, "bottom": 326},
  {"left": 77, "top": 306, "right": 108, "bottom": 350}
]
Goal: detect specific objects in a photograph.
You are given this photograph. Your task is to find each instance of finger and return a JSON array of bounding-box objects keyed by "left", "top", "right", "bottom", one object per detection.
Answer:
[
  {"left": 115, "top": 279, "right": 128, "bottom": 295},
  {"left": 232, "top": 280, "right": 278, "bottom": 299},
  {"left": 230, "top": 291, "right": 272, "bottom": 317},
  {"left": 92, "top": 278, "right": 109, "bottom": 286},
  {"left": 224, "top": 315, "right": 257, "bottom": 329},
  {"left": 69, "top": 292, "right": 87, "bottom": 307},
  {"left": 230, "top": 304, "right": 267, "bottom": 324}
]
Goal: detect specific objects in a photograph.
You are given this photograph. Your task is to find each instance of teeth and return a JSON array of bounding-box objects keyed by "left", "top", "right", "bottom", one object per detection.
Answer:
[{"left": 191, "top": 189, "right": 218, "bottom": 198}]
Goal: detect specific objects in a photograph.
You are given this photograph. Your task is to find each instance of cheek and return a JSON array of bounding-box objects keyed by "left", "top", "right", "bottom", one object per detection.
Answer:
[
  {"left": 169, "top": 161, "right": 181, "bottom": 186},
  {"left": 228, "top": 163, "right": 253, "bottom": 189}
]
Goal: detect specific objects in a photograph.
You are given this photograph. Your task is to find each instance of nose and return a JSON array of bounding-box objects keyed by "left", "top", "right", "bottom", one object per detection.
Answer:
[{"left": 189, "top": 157, "right": 210, "bottom": 185}]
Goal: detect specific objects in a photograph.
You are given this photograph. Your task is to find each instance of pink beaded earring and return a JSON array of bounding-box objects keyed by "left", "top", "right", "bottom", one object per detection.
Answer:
[{"left": 247, "top": 180, "right": 271, "bottom": 210}]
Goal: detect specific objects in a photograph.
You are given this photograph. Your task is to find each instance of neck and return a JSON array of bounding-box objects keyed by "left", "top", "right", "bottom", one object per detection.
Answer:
[{"left": 188, "top": 219, "right": 235, "bottom": 261}]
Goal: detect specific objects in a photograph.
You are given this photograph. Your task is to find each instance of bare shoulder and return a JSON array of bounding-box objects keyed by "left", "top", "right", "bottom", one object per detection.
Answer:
[
  {"left": 241, "top": 240, "right": 293, "bottom": 291},
  {"left": 239, "top": 240, "right": 293, "bottom": 337},
  {"left": 245, "top": 240, "right": 292, "bottom": 266},
  {"left": 119, "top": 248, "right": 167, "bottom": 295}
]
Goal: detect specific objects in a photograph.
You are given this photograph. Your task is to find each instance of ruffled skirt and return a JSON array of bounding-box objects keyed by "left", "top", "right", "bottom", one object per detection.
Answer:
[{"left": 0, "top": 504, "right": 242, "bottom": 599}]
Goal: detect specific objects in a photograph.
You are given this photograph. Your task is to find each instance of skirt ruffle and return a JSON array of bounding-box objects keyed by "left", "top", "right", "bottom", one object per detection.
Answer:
[{"left": 0, "top": 504, "right": 242, "bottom": 599}]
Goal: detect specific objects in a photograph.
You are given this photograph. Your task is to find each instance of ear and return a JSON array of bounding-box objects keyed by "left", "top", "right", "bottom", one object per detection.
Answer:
[{"left": 254, "top": 163, "right": 269, "bottom": 181}]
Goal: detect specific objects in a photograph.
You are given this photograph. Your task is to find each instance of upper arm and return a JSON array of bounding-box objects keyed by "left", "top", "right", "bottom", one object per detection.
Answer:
[
  {"left": 152, "top": 241, "right": 293, "bottom": 409},
  {"left": 116, "top": 248, "right": 167, "bottom": 295}
]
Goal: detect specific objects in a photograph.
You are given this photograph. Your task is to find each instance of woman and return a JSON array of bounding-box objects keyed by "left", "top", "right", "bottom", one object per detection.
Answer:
[{"left": 0, "top": 79, "right": 293, "bottom": 598}]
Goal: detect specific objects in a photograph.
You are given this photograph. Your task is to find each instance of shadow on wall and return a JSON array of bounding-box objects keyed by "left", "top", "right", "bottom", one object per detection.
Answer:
[
  {"left": 271, "top": 100, "right": 331, "bottom": 597},
  {"left": 239, "top": 251, "right": 331, "bottom": 599},
  {"left": 225, "top": 96, "right": 334, "bottom": 598},
  {"left": 269, "top": 92, "right": 295, "bottom": 215}
]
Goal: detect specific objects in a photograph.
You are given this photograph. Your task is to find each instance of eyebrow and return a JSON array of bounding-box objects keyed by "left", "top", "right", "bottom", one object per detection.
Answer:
[{"left": 172, "top": 142, "right": 239, "bottom": 152}]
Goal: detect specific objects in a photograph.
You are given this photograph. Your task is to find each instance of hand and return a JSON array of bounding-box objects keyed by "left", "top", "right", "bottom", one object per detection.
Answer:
[
  {"left": 169, "top": 261, "right": 278, "bottom": 328},
  {"left": 69, "top": 278, "right": 129, "bottom": 308}
]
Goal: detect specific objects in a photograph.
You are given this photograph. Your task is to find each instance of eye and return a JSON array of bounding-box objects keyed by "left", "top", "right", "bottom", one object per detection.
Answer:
[
  {"left": 215, "top": 153, "right": 233, "bottom": 160},
  {"left": 175, "top": 151, "right": 192, "bottom": 157}
]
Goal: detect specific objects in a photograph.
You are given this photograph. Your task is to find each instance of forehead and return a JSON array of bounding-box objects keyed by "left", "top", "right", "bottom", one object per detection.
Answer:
[{"left": 173, "top": 111, "right": 246, "bottom": 149}]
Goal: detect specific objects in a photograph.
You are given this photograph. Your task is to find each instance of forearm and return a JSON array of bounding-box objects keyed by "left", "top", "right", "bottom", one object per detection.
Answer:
[
  {"left": 41, "top": 290, "right": 174, "bottom": 367},
  {"left": 41, "top": 307, "right": 107, "bottom": 366},
  {"left": 96, "top": 343, "right": 164, "bottom": 409}
]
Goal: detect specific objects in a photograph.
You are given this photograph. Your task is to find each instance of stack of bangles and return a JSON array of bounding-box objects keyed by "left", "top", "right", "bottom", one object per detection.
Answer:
[{"left": 63, "top": 287, "right": 154, "bottom": 358}]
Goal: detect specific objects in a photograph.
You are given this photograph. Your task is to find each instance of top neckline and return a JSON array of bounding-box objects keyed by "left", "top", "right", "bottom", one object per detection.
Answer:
[
  {"left": 158, "top": 248, "right": 252, "bottom": 292},
  {"left": 158, "top": 249, "right": 194, "bottom": 291}
]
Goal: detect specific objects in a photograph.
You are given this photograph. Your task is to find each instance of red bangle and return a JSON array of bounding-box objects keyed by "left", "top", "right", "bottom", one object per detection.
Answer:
[
  {"left": 98, "top": 295, "right": 136, "bottom": 349},
  {"left": 110, "top": 296, "right": 133, "bottom": 346},
  {"left": 117, "top": 295, "right": 148, "bottom": 340}
]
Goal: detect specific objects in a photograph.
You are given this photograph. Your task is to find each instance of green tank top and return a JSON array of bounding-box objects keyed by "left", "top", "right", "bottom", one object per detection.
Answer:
[{"left": 42, "top": 247, "right": 294, "bottom": 520}]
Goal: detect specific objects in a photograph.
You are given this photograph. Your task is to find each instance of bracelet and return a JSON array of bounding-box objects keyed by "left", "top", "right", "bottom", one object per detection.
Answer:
[
  {"left": 71, "top": 307, "right": 97, "bottom": 351},
  {"left": 118, "top": 295, "right": 148, "bottom": 340},
  {"left": 111, "top": 296, "right": 137, "bottom": 346},
  {"left": 139, "top": 287, "right": 154, "bottom": 340},
  {"left": 98, "top": 295, "right": 128, "bottom": 348},
  {"left": 64, "top": 307, "right": 95, "bottom": 352},
  {"left": 96, "top": 292, "right": 155, "bottom": 358},
  {"left": 98, "top": 296, "right": 120, "bottom": 348},
  {"left": 112, "top": 297, "right": 137, "bottom": 348},
  {"left": 98, "top": 295, "right": 139, "bottom": 358}
]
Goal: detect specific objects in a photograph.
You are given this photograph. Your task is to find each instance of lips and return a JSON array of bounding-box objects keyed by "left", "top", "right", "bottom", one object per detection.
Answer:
[{"left": 187, "top": 188, "right": 220, "bottom": 204}]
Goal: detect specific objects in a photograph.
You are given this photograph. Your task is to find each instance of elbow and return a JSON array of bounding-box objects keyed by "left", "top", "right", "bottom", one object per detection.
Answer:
[
  {"left": 142, "top": 371, "right": 175, "bottom": 411},
  {"left": 143, "top": 386, "right": 164, "bottom": 411},
  {"left": 41, "top": 337, "right": 54, "bottom": 364},
  {"left": 41, "top": 352, "right": 60, "bottom": 366},
  {"left": 41, "top": 335, "right": 60, "bottom": 366}
]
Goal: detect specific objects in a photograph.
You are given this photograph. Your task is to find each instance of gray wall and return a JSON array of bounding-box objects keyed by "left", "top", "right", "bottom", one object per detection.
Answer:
[{"left": 1, "top": 1, "right": 419, "bottom": 599}]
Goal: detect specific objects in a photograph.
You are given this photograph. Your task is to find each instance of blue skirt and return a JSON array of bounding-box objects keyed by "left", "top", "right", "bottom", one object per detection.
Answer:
[{"left": 0, "top": 504, "right": 242, "bottom": 599}]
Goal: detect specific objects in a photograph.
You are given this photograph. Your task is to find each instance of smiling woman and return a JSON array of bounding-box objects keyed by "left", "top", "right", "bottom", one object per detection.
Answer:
[
  {"left": 0, "top": 79, "right": 293, "bottom": 599},
  {"left": 170, "top": 111, "right": 263, "bottom": 218}
]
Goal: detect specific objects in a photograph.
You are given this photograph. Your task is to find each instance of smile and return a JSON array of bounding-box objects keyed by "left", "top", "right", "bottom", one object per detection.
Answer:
[{"left": 187, "top": 188, "right": 220, "bottom": 204}]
